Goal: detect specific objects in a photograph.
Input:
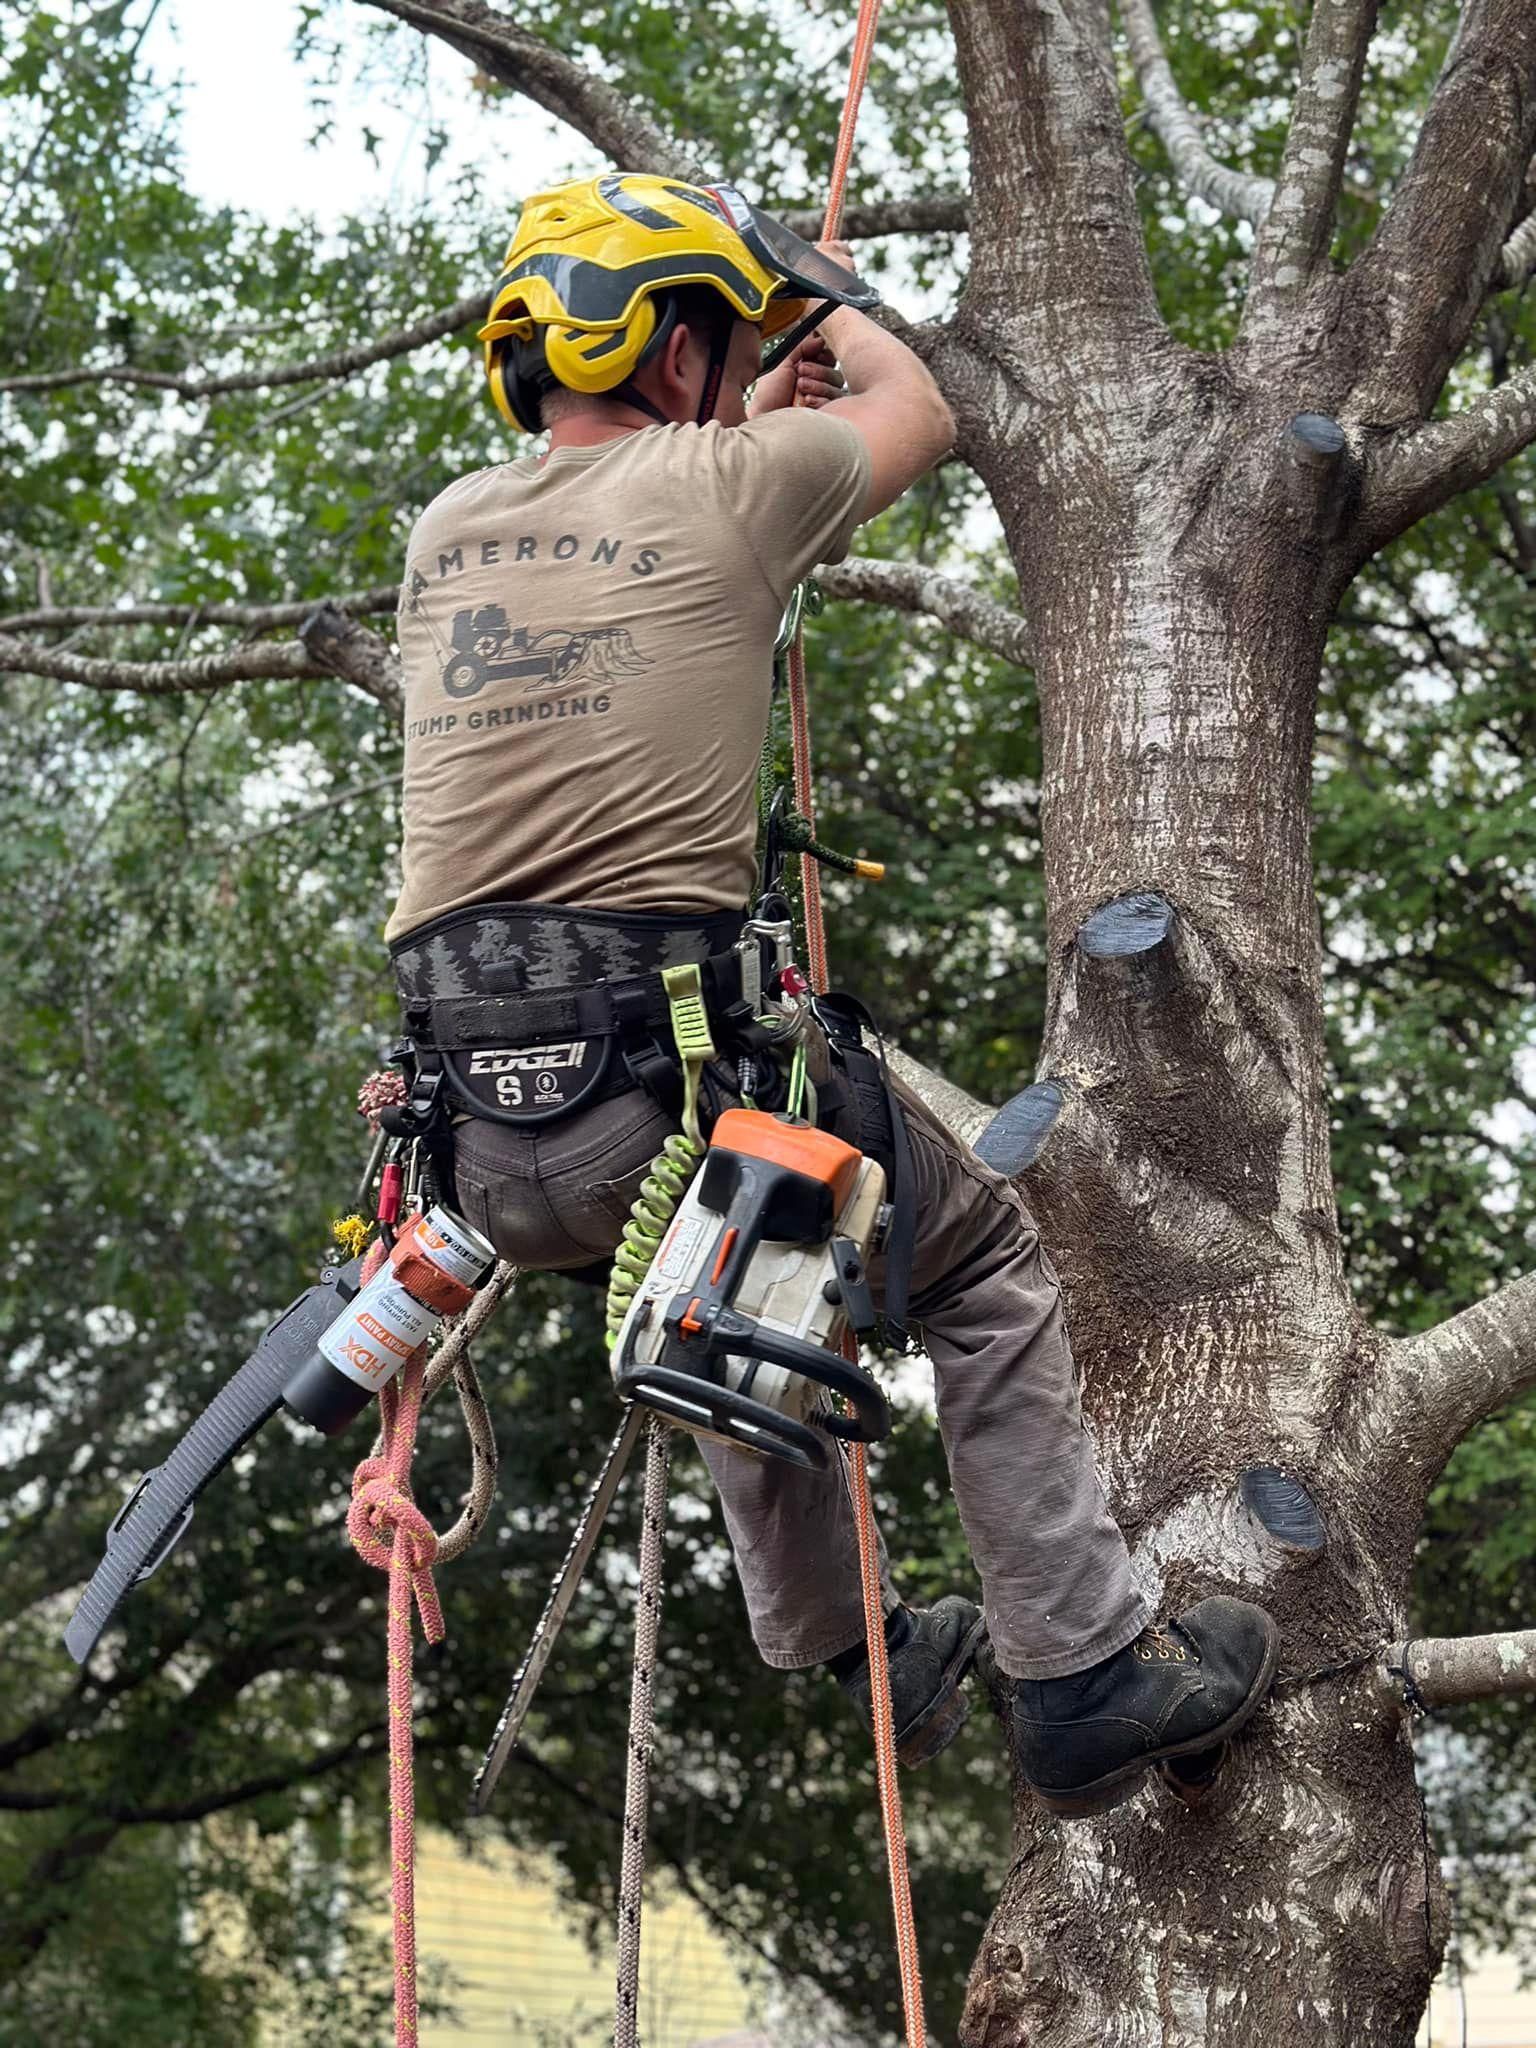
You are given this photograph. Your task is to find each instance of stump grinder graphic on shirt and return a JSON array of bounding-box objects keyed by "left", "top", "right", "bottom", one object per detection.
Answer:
[{"left": 436, "top": 604, "right": 653, "bottom": 700}]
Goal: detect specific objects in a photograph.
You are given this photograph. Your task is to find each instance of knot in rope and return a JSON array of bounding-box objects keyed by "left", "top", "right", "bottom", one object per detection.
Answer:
[{"left": 348, "top": 1444, "right": 445, "bottom": 1642}]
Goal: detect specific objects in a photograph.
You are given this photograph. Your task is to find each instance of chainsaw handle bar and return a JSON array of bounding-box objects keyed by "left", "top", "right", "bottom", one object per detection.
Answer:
[
  {"left": 708, "top": 1307, "right": 891, "bottom": 1443},
  {"left": 614, "top": 1366, "right": 831, "bottom": 1471}
]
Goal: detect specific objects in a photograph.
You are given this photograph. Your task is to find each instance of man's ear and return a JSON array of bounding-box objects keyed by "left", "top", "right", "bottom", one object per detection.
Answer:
[{"left": 658, "top": 319, "right": 695, "bottom": 395}]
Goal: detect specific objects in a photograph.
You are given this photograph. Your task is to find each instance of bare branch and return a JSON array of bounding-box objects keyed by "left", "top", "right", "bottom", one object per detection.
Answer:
[
  {"left": 219, "top": 775, "right": 400, "bottom": 853},
  {"left": 1361, "top": 1271, "right": 1536, "bottom": 1490},
  {"left": 1347, "top": 1, "right": 1536, "bottom": 423},
  {"left": 1120, "top": 0, "right": 1274, "bottom": 226},
  {"left": 1368, "top": 361, "right": 1536, "bottom": 539},
  {"left": 0, "top": 588, "right": 397, "bottom": 635},
  {"left": 817, "top": 556, "right": 1032, "bottom": 668},
  {"left": 299, "top": 603, "right": 405, "bottom": 721},
  {"left": 780, "top": 194, "right": 970, "bottom": 243},
  {"left": 357, "top": 12, "right": 967, "bottom": 245},
  {"left": 887, "top": 1048, "right": 995, "bottom": 1153},
  {"left": 0, "top": 1723, "right": 390, "bottom": 1823},
  {"left": 0, "top": 296, "right": 485, "bottom": 402},
  {"left": 1242, "top": 0, "right": 1379, "bottom": 347},
  {"left": 1375, "top": 1630, "right": 1536, "bottom": 1713},
  {"left": 355, "top": 0, "right": 700, "bottom": 178},
  {"left": 0, "top": 633, "right": 323, "bottom": 697}
]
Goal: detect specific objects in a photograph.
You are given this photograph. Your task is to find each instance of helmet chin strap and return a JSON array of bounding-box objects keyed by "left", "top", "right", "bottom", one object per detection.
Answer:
[{"left": 693, "top": 316, "right": 732, "bottom": 425}]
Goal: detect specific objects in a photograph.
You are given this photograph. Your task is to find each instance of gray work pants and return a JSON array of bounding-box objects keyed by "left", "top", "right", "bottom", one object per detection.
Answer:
[{"left": 453, "top": 1067, "right": 1148, "bottom": 1679}]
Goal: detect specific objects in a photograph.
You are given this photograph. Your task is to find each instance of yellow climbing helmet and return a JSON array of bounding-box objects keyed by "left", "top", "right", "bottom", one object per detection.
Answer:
[{"left": 478, "top": 172, "right": 880, "bottom": 431}]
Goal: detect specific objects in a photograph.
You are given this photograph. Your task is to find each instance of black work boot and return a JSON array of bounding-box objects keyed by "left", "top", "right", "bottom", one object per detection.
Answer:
[
  {"left": 834, "top": 1597, "right": 988, "bottom": 1768},
  {"left": 1010, "top": 1597, "right": 1280, "bottom": 1817}
]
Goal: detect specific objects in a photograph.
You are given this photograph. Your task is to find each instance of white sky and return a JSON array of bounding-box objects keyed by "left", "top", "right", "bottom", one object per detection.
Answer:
[{"left": 141, "top": 0, "right": 592, "bottom": 226}]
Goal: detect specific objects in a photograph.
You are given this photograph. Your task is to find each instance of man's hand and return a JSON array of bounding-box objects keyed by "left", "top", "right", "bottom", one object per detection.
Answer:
[
  {"left": 748, "top": 244, "right": 858, "bottom": 416},
  {"left": 748, "top": 333, "right": 847, "bottom": 418}
]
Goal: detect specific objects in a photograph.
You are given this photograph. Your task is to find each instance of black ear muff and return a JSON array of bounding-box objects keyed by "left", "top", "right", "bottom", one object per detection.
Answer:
[{"left": 503, "top": 337, "right": 555, "bottom": 434}]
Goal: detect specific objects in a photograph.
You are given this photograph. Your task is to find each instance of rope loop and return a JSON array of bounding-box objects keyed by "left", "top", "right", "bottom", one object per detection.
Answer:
[{"left": 348, "top": 1448, "right": 444, "bottom": 1632}]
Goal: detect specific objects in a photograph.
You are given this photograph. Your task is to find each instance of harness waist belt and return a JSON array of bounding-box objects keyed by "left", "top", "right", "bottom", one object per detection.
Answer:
[
  {"left": 413, "top": 954, "right": 741, "bottom": 1051},
  {"left": 391, "top": 897, "right": 745, "bottom": 1020},
  {"left": 388, "top": 898, "right": 751, "bottom": 1129}
]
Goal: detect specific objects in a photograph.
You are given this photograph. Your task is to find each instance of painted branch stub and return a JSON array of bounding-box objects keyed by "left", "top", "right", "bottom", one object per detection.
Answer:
[
  {"left": 975, "top": 1080, "right": 1066, "bottom": 1175},
  {"left": 1077, "top": 889, "right": 1175, "bottom": 959},
  {"left": 1239, "top": 1463, "right": 1328, "bottom": 1559},
  {"left": 1283, "top": 411, "right": 1353, "bottom": 542}
]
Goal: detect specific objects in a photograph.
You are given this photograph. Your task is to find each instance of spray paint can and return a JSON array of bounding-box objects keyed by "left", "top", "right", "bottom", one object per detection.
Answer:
[{"left": 282, "top": 1206, "right": 496, "bottom": 1436}]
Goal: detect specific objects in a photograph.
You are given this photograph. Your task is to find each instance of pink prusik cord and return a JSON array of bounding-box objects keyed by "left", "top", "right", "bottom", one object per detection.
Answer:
[{"left": 348, "top": 1238, "right": 447, "bottom": 2048}]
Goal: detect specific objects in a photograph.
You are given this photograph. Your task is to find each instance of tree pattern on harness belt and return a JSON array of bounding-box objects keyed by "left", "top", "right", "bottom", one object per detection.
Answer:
[{"left": 1, "top": 3, "right": 1534, "bottom": 2045}]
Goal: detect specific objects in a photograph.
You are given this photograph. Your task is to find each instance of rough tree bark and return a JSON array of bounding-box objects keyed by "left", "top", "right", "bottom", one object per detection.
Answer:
[
  {"left": 932, "top": 3, "right": 1536, "bottom": 2042},
  {"left": 12, "top": 0, "right": 1536, "bottom": 2040}
]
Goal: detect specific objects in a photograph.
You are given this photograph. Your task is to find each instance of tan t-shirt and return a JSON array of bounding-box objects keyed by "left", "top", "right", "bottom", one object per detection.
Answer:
[{"left": 385, "top": 410, "right": 872, "bottom": 943}]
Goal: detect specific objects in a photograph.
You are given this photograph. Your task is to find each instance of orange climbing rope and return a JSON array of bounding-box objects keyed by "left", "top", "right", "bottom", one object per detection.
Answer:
[{"left": 787, "top": 3, "right": 928, "bottom": 2043}]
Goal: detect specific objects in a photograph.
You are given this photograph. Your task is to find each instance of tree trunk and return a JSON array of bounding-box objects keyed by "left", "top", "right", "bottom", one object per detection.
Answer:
[{"left": 949, "top": 348, "right": 1447, "bottom": 2044}]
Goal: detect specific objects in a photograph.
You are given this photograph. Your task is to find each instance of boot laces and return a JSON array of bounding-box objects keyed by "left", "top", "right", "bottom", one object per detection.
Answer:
[{"left": 1134, "top": 1620, "right": 1196, "bottom": 1666}]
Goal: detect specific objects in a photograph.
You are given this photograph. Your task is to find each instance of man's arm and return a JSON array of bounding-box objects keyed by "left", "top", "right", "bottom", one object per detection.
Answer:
[{"left": 816, "top": 245, "right": 954, "bottom": 519}]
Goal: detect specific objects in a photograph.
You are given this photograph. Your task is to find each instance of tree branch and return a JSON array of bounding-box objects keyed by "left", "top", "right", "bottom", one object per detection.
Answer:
[
  {"left": 355, "top": 0, "right": 700, "bottom": 178},
  {"left": 1361, "top": 1271, "right": 1536, "bottom": 1490},
  {"left": 299, "top": 604, "right": 405, "bottom": 721},
  {"left": 1120, "top": 0, "right": 1274, "bottom": 225},
  {"left": 0, "top": 588, "right": 397, "bottom": 635},
  {"left": 1347, "top": 0, "right": 1536, "bottom": 424},
  {"left": 0, "top": 633, "right": 324, "bottom": 696},
  {"left": 780, "top": 194, "right": 969, "bottom": 243},
  {"left": 1242, "top": 0, "right": 1379, "bottom": 347},
  {"left": 1375, "top": 1630, "right": 1536, "bottom": 1712},
  {"left": 1367, "top": 360, "right": 1536, "bottom": 538},
  {"left": 944, "top": 0, "right": 1165, "bottom": 361},
  {"left": 886, "top": 1048, "right": 995, "bottom": 1153},
  {"left": 817, "top": 556, "right": 1032, "bottom": 668},
  {"left": 0, "top": 1723, "right": 390, "bottom": 1823},
  {"left": 0, "top": 296, "right": 485, "bottom": 401}
]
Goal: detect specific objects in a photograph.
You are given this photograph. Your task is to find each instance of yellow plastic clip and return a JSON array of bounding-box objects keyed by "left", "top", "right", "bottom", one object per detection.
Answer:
[{"left": 662, "top": 962, "right": 717, "bottom": 1066}]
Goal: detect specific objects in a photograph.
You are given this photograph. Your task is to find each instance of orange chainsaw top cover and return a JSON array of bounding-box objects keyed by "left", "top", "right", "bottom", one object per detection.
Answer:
[{"left": 710, "top": 1108, "right": 863, "bottom": 1211}]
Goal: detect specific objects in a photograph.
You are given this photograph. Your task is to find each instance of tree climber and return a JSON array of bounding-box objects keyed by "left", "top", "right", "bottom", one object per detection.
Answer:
[{"left": 384, "top": 173, "right": 1280, "bottom": 1815}]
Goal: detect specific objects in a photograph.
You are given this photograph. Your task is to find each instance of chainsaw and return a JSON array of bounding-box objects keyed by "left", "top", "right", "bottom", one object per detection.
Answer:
[{"left": 611, "top": 1107, "right": 893, "bottom": 1470}]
